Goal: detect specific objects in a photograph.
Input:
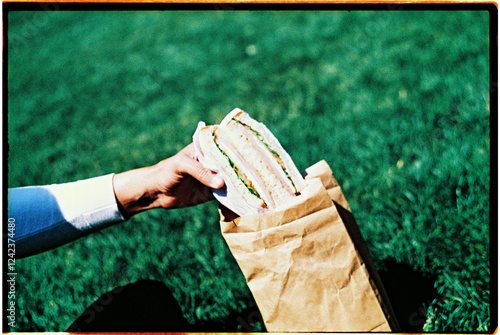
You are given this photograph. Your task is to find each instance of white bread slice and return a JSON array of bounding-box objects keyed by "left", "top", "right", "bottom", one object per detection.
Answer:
[
  {"left": 217, "top": 124, "right": 294, "bottom": 208},
  {"left": 197, "top": 126, "right": 266, "bottom": 210},
  {"left": 222, "top": 109, "right": 306, "bottom": 194}
]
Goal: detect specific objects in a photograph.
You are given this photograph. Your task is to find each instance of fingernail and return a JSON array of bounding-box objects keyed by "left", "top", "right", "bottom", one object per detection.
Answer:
[{"left": 211, "top": 175, "right": 224, "bottom": 188}]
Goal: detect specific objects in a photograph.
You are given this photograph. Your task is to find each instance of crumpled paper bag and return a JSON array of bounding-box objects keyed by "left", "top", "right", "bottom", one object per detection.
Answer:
[{"left": 219, "top": 160, "right": 399, "bottom": 332}]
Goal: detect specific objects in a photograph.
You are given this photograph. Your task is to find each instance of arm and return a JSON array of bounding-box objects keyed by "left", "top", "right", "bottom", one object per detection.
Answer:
[{"left": 9, "top": 143, "right": 224, "bottom": 258}]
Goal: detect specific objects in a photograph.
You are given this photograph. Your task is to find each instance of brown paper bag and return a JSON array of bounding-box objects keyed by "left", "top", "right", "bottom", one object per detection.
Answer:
[{"left": 220, "top": 160, "right": 399, "bottom": 332}]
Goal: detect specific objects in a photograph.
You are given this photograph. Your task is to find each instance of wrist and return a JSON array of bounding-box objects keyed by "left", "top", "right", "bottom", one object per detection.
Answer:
[{"left": 112, "top": 165, "right": 161, "bottom": 218}]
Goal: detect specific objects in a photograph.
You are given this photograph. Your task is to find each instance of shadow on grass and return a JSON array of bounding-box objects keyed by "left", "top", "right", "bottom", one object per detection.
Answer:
[
  {"left": 66, "top": 279, "right": 265, "bottom": 332},
  {"left": 378, "top": 260, "right": 438, "bottom": 332},
  {"left": 67, "top": 280, "right": 189, "bottom": 332}
]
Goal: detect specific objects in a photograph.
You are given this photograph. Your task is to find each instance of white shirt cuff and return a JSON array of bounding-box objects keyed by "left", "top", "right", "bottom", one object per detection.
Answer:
[{"left": 44, "top": 174, "right": 126, "bottom": 232}]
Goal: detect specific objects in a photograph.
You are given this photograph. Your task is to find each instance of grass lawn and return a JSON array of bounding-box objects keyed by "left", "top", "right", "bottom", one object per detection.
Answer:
[{"left": 6, "top": 7, "right": 493, "bottom": 332}]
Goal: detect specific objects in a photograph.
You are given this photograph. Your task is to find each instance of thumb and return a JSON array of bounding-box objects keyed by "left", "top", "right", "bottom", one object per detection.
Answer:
[{"left": 183, "top": 158, "right": 225, "bottom": 189}]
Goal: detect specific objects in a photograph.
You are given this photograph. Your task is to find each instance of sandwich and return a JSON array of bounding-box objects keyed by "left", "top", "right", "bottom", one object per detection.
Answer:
[{"left": 194, "top": 108, "right": 305, "bottom": 215}]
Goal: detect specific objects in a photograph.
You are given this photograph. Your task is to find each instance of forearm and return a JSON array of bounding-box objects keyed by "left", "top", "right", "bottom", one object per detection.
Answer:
[{"left": 9, "top": 174, "right": 125, "bottom": 259}]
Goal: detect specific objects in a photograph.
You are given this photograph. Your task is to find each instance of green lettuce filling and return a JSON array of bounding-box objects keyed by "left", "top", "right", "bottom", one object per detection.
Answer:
[{"left": 232, "top": 117, "right": 299, "bottom": 194}]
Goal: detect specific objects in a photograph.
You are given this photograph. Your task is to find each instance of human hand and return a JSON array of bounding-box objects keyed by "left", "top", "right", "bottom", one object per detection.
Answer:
[{"left": 113, "top": 143, "right": 224, "bottom": 218}]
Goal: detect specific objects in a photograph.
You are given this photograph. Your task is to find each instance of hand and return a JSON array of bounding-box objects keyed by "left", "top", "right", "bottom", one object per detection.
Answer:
[{"left": 112, "top": 143, "right": 224, "bottom": 218}]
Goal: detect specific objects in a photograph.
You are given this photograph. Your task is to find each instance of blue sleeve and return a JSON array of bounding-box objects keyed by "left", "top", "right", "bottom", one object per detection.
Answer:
[
  {"left": 8, "top": 187, "right": 83, "bottom": 259},
  {"left": 7, "top": 174, "right": 126, "bottom": 259}
]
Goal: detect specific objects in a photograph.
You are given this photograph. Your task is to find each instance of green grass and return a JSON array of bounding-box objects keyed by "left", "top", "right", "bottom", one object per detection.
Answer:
[{"left": 7, "top": 9, "right": 492, "bottom": 332}]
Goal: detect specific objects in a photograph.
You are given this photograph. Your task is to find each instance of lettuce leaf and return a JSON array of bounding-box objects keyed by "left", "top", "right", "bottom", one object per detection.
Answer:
[{"left": 212, "top": 132, "right": 264, "bottom": 202}]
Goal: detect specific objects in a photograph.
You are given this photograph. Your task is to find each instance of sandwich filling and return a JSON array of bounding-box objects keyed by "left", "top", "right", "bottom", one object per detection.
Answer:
[
  {"left": 212, "top": 131, "right": 272, "bottom": 209},
  {"left": 211, "top": 115, "right": 300, "bottom": 209},
  {"left": 230, "top": 117, "right": 300, "bottom": 196}
]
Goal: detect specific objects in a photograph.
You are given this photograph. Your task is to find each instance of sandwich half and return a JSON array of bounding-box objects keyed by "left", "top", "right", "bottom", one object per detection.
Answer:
[{"left": 197, "top": 108, "right": 305, "bottom": 214}]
